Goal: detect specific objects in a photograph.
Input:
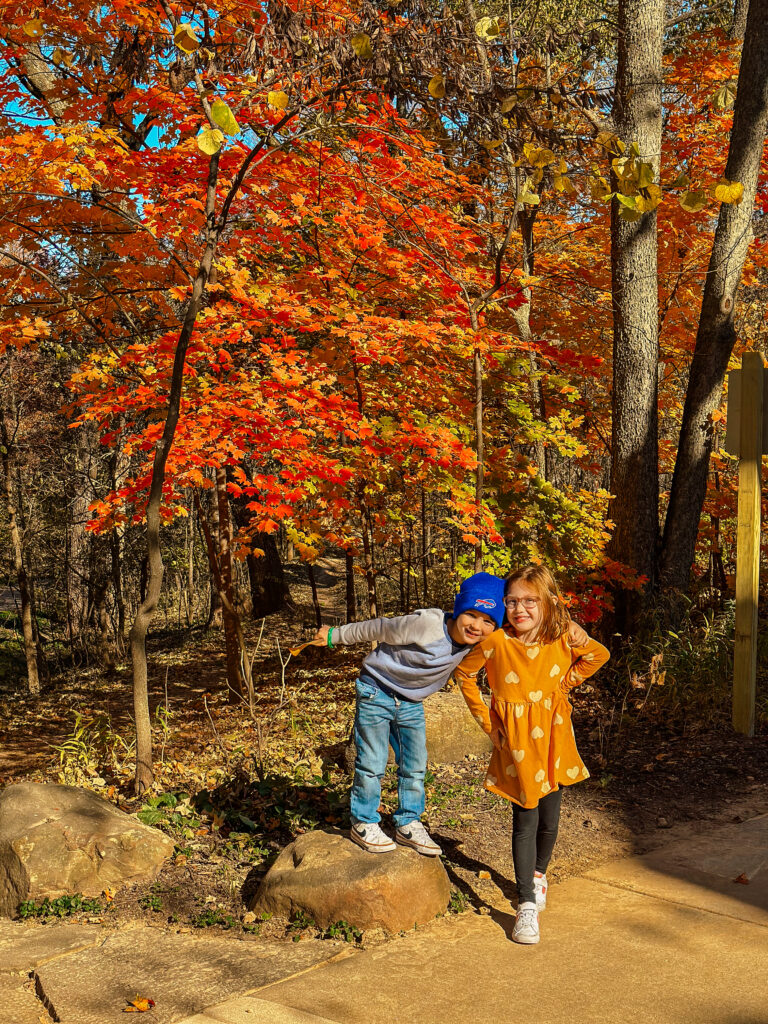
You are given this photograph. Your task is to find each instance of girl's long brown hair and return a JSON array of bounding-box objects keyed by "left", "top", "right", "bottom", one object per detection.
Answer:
[{"left": 504, "top": 565, "right": 570, "bottom": 644}]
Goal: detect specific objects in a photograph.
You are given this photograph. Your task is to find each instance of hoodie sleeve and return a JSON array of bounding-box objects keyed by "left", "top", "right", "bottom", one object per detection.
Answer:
[{"left": 334, "top": 608, "right": 445, "bottom": 648}]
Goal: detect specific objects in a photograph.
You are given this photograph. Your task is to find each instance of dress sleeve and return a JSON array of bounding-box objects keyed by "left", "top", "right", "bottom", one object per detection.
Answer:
[
  {"left": 560, "top": 636, "right": 610, "bottom": 694},
  {"left": 453, "top": 643, "right": 493, "bottom": 735}
]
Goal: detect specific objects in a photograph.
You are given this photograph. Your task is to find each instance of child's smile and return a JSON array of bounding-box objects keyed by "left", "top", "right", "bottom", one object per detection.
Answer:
[
  {"left": 449, "top": 609, "right": 497, "bottom": 645},
  {"left": 504, "top": 583, "right": 543, "bottom": 642}
]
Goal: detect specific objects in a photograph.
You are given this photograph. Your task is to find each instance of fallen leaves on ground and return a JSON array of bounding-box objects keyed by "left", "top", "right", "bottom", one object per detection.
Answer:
[{"left": 124, "top": 995, "right": 156, "bottom": 1012}]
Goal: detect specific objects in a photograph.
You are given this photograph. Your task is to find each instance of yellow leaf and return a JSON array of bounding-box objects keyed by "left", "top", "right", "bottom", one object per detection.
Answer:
[
  {"left": 635, "top": 182, "right": 662, "bottom": 213},
  {"left": 671, "top": 170, "right": 690, "bottom": 189},
  {"left": 554, "top": 173, "right": 576, "bottom": 195},
  {"left": 615, "top": 192, "right": 637, "bottom": 209},
  {"left": 23, "top": 17, "right": 43, "bottom": 37},
  {"left": 530, "top": 147, "right": 555, "bottom": 168},
  {"left": 267, "top": 90, "right": 290, "bottom": 110},
  {"left": 712, "top": 81, "right": 737, "bottom": 111},
  {"left": 637, "top": 160, "right": 655, "bottom": 189},
  {"left": 197, "top": 126, "right": 224, "bottom": 155},
  {"left": 480, "top": 138, "right": 502, "bottom": 150},
  {"left": 174, "top": 23, "right": 199, "bottom": 54},
  {"left": 618, "top": 204, "right": 642, "bottom": 222},
  {"left": 428, "top": 74, "right": 446, "bottom": 99},
  {"left": 500, "top": 96, "right": 517, "bottom": 113},
  {"left": 475, "top": 16, "right": 500, "bottom": 41},
  {"left": 679, "top": 189, "right": 707, "bottom": 212},
  {"left": 596, "top": 131, "right": 624, "bottom": 155},
  {"left": 210, "top": 98, "right": 240, "bottom": 135},
  {"left": 351, "top": 32, "right": 373, "bottom": 59},
  {"left": 124, "top": 995, "right": 155, "bottom": 1013},
  {"left": 713, "top": 179, "right": 744, "bottom": 204},
  {"left": 520, "top": 191, "right": 540, "bottom": 206}
]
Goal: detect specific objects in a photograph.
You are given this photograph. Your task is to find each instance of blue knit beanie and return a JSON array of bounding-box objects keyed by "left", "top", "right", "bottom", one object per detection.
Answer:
[{"left": 452, "top": 572, "right": 506, "bottom": 628}]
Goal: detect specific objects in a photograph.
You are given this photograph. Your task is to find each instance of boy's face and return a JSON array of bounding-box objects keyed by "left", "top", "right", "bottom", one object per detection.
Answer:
[{"left": 451, "top": 609, "right": 497, "bottom": 645}]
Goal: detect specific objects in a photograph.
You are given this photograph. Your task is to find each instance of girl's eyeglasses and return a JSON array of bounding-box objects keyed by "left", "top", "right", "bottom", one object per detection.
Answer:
[{"left": 504, "top": 597, "right": 540, "bottom": 609}]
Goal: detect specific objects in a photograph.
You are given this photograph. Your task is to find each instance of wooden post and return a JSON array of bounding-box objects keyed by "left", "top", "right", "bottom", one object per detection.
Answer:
[{"left": 733, "top": 351, "right": 763, "bottom": 737}]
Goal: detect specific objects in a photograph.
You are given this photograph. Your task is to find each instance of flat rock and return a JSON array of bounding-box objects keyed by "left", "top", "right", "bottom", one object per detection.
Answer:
[
  {"left": 341, "top": 690, "right": 492, "bottom": 774},
  {"left": 250, "top": 830, "right": 450, "bottom": 933},
  {"left": 0, "top": 782, "right": 174, "bottom": 916},
  {"left": 0, "top": 920, "right": 102, "bottom": 972},
  {"left": 0, "top": 973, "right": 43, "bottom": 1024},
  {"left": 33, "top": 925, "right": 345, "bottom": 1024},
  {"left": 423, "top": 690, "right": 493, "bottom": 763}
]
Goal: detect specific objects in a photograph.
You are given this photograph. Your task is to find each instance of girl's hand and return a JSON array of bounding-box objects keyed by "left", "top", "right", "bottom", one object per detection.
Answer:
[
  {"left": 313, "top": 626, "right": 331, "bottom": 645},
  {"left": 490, "top": 726, "right": 506, "bottom": 750},
  {"left": 567, "top": 620, "right": 589, "bottom": 647}
]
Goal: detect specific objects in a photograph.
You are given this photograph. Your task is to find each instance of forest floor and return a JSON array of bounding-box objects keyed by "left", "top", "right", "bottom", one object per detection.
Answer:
[{"left": 1, "top": 558, "right": 767, "bottom": 948}]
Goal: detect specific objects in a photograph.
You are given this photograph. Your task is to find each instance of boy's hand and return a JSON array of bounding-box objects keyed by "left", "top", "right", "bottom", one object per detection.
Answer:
[
  {"left": 567, "top": 620, "right": 589, "bottom": 647},
  {"left": 313, "top": 625, "right": 331, "bottom": 645}
]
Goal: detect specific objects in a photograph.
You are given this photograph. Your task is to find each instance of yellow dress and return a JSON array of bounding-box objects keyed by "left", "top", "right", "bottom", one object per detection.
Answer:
[{"left": 454, "top": 628, "right": 610, "bottom": 809}]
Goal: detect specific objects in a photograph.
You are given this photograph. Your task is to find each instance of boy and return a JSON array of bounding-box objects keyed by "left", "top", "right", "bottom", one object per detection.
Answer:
[{"left": 314, "top": 572, "right": 505, "bottom": 856}]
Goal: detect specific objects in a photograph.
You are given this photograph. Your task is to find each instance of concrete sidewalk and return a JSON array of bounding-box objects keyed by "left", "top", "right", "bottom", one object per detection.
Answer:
[
  {"left": 182, "top": 813, "right": 768, "bottom": 1024},
  {"left": 3, "top": 813, "right": 767, "bottom": 1023}
]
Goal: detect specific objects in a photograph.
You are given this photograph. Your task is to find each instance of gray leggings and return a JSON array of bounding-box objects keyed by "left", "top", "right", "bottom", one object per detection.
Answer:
[{"left": 512, "top": 788, "right": 563, "bottom": 904}]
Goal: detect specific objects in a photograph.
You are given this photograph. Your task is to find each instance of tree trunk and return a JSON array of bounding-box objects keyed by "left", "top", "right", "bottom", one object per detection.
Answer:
[
  {"left": 0, "top": 406, "right": 40, "bottom": 695},
  {"left": 607, "top": 0, "right": 664, "bottom": 625},
  {"left": 246, "top": 533, "right": 289, "bottom": 618},
  {"left": 732, "top": 0, "right": 750, "bottom": 38},
  {"left": 473, "top": 344, "right": 484, "bottom": 573},
  {"left": 307, "top": 562, "right": 323, "bottom": 628},
  {"left": 215, "top": 466, "right": 246, "bottom": 700},
  {"left": 187, "top": 494, "right": 195, "bottom": 624},
  {"left": 346, "top": 550, "right": 357, "bottom": 620},
  {"left": 67, "top": 429, "right": 90, "bottom": 642},
  {"left": 660, "top": 0, "right": 768, "bottom": 590},
  {"left": 129, "top": 150, "right": 221, "bottom": 794},
  {"left": 421, "top": 487, "right": 429, "bottom": 606}
]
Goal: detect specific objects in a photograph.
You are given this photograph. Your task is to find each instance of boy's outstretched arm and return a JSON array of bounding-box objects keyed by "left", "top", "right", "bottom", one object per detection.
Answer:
[{"left": 314, "top": 609, "right": 444, "bottom": 648}]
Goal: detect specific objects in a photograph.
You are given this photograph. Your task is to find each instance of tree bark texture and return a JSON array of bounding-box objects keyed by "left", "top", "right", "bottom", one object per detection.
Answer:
[
  {"left": 608, "top": 0, "right": 664, "bottom": 613},
  {"left": 660, "top": 0, "right": 768, "bottom": 590}
]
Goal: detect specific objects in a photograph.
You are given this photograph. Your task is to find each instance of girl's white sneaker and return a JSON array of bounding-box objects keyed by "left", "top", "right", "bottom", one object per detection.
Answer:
[
  {"left": 534, "top": 871, "right": 548, "bottom": 911},
  {"left": 513, "top": 902, "right": 540, "bottom": 944}
]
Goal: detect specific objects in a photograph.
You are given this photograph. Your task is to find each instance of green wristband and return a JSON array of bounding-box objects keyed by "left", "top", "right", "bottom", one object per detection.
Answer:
[{"left": 327, "top": 627, "right": 334, "bottom": 650}]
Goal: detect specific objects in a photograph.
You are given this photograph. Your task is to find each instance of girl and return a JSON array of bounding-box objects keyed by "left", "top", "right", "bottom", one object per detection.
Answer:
[{"left": 454, "top": 565, "right": 609, "bottom": 945}]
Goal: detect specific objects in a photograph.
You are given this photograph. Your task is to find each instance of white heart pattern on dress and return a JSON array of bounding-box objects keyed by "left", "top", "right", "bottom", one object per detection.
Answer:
[
  {"left": 505, "top": 671, "right": 520, "bottom": 684},
  {"left": 529, "top": 690, "right": 543, "bottom": 702},
  {"left": 543, "top": 697, "right": 552, "bottom": 710},
  {"left": 554, "top": 712, "right": 564, "bottom": 725},
  {"left": 566, "top": 766, "right": 579, "bottom": 779},
  {"left": 526, "top": 646, "right": 540, "bottom": 659},
  {"left": 531, "top": 726, "right": 544, "bottom": 740},
  {"left": 541, "top": 781, "right": 551, "bottom": 794},
  {"left": 505, "top": 763, "right": 518, "bottom": 777},
  {"left": 534, "top": 769, "right": 546, "bottom": 782},
  {"left": 581, "top": 767, "right": 589, "bottom": 777},
  {"left": 549, "top": 664, "right": 561, "bottom": 677},
  {"left": 518, "top": 791, "right": 527, "bottom": 804},
  {"left": 513, "top": 749, "right": 525, "bottom": 763},
  {"left": 514, "top": 704, "right": 524, "bottom": 718},
  {"left": 486, "top": 775, "right": 497, "bottom": 786},
  {"left": 555, "top": 757, "right": 561, "bottom": 769}
]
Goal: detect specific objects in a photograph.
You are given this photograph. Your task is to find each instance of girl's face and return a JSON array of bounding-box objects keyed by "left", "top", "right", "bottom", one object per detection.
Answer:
[{"left": 504, "top": 581, "right": 544, "bottom": 642}]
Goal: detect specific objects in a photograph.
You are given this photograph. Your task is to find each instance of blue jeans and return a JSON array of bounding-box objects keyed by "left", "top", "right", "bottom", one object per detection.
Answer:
[{"left": 351, "top": 677, "right": 427, "bottom": 828}]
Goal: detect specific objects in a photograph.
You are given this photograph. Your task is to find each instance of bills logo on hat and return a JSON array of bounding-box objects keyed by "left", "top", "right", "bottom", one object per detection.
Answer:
[{"left": 474, "top": 598, "right": 497, "bottom": 609}]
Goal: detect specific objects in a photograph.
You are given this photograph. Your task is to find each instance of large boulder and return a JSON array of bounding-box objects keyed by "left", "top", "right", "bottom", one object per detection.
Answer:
[
  {"left": 0, "top": 782, "right": 174, "bottom": 916},
  {"left": 342, "top": 690, "right": 492, "bottom": 773},
  {"left": 250, "top": 829, "right": 450, "bottom": 933}
]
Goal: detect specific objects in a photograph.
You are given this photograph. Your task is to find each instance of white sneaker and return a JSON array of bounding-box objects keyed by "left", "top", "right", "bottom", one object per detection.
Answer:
[
  {"left": 534, "top": 871, "right": 548, "bottom": 911},
  {"left": 350, "top": 821, "right": 396, "bottom": 853},
  {"left": 395, "top": 821, "right": 442, "bottom": 857},
  {"left": 512, "top": 902, "right": 540, "bottom": 944}
]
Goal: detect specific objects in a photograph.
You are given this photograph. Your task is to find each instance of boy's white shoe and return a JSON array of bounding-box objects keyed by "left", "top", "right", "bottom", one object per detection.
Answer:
[
  {"left": 350, "top": 821, "right": 396, "bottom": 853},
  {"left": 534, "top": 871, "right": 548, "bottom": 911},
  {"left": 512, "top": 902, "right": 540, "bottom": 944},
  {"left": 395, "top": 821, "right": 442, "bottom": 857}
]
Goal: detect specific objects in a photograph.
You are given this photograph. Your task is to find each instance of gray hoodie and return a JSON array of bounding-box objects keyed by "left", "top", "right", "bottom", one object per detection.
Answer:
[{"left": 334, "top": 608, "right": 472, "bottom": 701}]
